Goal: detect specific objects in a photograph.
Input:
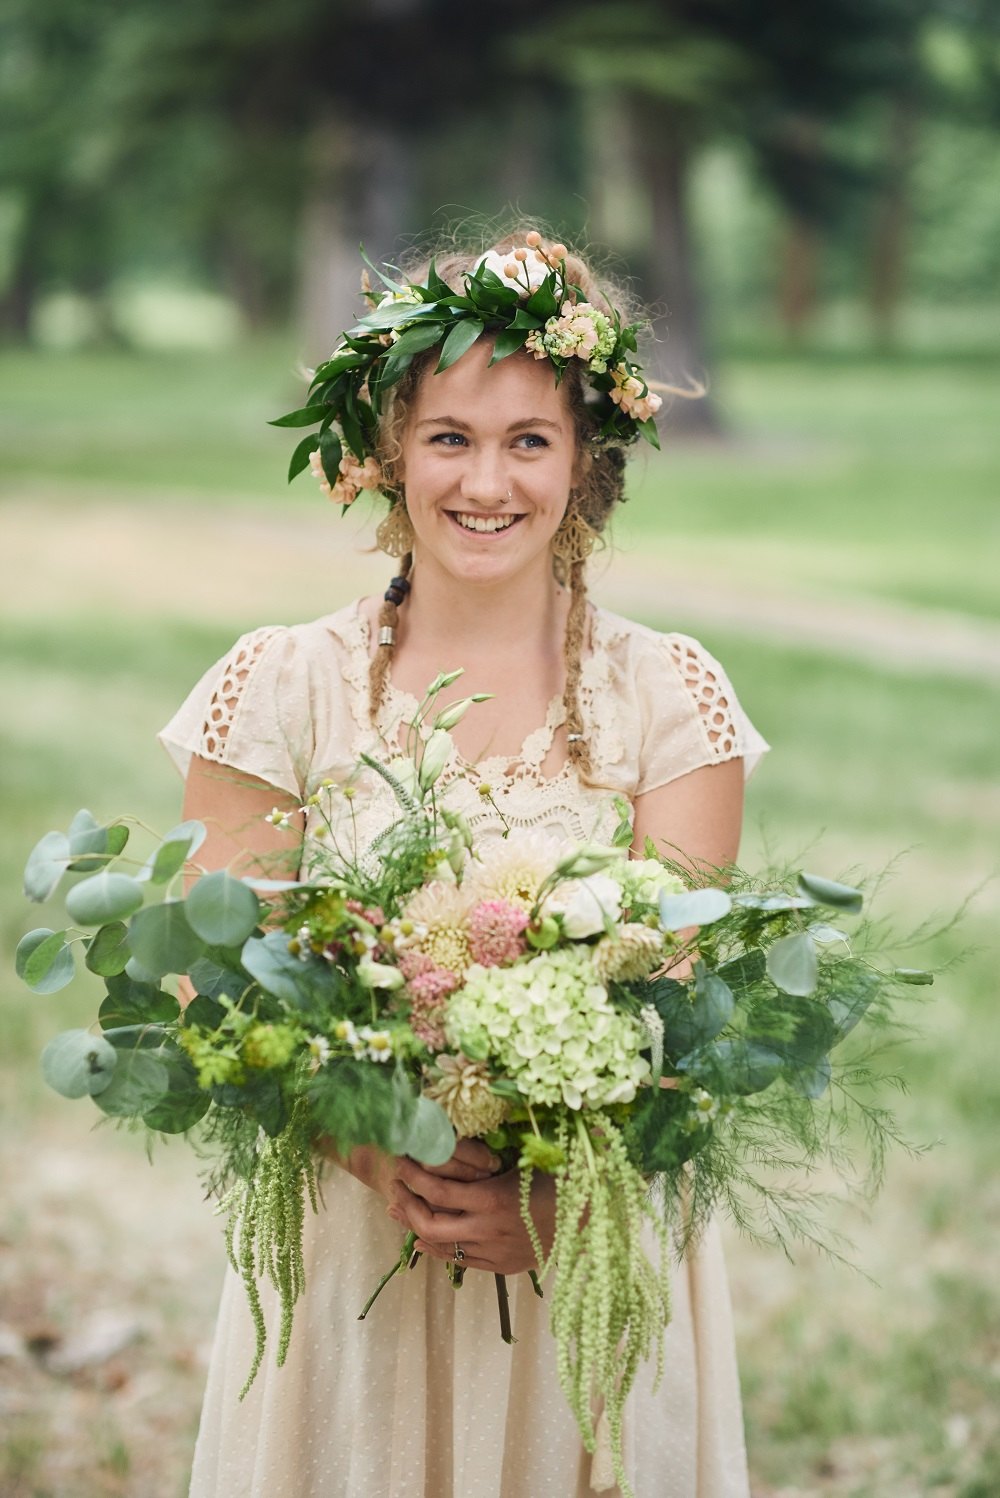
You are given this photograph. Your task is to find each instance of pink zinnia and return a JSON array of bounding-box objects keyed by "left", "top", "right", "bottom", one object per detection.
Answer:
[
  {"left": 407, "top": 970, "right": 458, "bottom": 1052},
  {"left": 467, "top": 899, "right": 529, "bottom": 967}
]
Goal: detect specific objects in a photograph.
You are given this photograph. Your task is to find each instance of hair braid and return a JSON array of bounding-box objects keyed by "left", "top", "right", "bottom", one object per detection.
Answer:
[
  {"left": 563, "top": 559, "right": 593, "bottom": 780},
  {"left": 368, "top": 552, "right": 413, "bottom": 725}
]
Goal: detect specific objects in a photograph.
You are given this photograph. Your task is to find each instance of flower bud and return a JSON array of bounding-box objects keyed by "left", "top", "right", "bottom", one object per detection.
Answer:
[
  {"left": 357, "top": 959, "right": 404, "bottom": 990},
  {"left": 513, "top": 247, "right": 528, "bottom": 262},
  {"left": 426, "top": 668, "right": 465, "bottom": 696},
  {"left": 555, "top": 843, "right": 622, "bottom": 879},
  {"left": 525, "top": 231, "right": 542, "bottom": 248},
  {"left": 432, "top": 694, "right": 491, "bottom": 732},
  {"left": 418, "top": 729, "right": 453, "bottom": 791},
  {"left": 504, "top": 263, "right": 520, "bottom": 279},
  {"left": 526, "top": 915, "right": 560, "bottom": 950},
  {"left": 550, "top": 243, "right": 568, "bottom": 260}
]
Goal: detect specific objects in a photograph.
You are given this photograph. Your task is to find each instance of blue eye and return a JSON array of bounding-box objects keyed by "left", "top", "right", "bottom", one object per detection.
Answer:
[
  {"left": 430, "top": 432, "right": 467, "bottom": 447},
  {"left": 517, "top": 433, "right": 549, "bottom": 449}
]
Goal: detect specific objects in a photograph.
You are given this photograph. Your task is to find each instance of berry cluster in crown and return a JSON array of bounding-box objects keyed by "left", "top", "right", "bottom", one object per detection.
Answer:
[{"left": 271, "top": 231, "right": 662, "bottom": 508}]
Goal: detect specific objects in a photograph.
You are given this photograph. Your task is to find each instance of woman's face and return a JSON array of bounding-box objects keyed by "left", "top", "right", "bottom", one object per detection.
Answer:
[{"left": 398, "top": 338, "right": 579, "bottom": 588}]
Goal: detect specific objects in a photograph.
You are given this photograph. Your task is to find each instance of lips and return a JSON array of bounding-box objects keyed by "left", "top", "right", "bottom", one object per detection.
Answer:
[{"left": 448, "top": 511, "right": 524, "bottom": 534}]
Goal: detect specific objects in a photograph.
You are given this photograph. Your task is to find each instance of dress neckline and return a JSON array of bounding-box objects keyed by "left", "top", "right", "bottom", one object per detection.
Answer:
[{"left": 342, "top": 597, "right": 581, "bottom": 785}]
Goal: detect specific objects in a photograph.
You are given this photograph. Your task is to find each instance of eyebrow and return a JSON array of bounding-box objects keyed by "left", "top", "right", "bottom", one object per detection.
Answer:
[{"left": 416, "top": 416, "right": 564, "bottom": 432}]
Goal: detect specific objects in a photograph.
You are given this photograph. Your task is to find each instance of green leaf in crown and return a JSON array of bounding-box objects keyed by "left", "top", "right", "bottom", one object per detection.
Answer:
[{"left": 269, "top": 230, "right": 664, "bottom": 508}]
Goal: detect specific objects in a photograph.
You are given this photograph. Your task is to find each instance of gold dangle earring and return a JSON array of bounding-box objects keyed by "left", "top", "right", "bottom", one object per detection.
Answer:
[
  {"left": 551, "top": 490, "right": 600, "bottom": 573},
  {"left": 376, "top": 496, "right": 416, "bottom": 558}
]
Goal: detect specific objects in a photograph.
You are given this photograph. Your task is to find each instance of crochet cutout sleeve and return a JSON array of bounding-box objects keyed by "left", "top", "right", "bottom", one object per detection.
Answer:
[
  {"left": 158, "top": 625, "right": 317, "bottom": 799},
  {"left": 593, "top": 614, "right": 769, "bottom": 797}
]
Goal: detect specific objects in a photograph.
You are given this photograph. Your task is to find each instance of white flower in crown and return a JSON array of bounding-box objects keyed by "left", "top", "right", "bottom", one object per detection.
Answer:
[
  {"left": 476, "top": 247, "right": 560, "bottom": 300},
  {"left": 608, "top": 365, "right": 662, "bottom": 423}
]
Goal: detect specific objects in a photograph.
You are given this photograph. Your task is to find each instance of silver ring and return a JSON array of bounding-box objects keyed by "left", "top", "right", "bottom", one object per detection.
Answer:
[{"left": 454, "top": 1242, "right": 466, "bottom": 1263}]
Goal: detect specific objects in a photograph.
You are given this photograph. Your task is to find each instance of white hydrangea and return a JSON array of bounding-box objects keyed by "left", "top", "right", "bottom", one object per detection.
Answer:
[
  {"left": 546, "top": 873, "right": 623, "bottom": 939},
  {"left": 445, "top": 949, "right": 650, "bottom": 1111}
]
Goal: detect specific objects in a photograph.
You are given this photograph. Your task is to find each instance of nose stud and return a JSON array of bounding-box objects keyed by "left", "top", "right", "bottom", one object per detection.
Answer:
[{"left": 500, "top": 488, "right": 512, "bottom": 506}]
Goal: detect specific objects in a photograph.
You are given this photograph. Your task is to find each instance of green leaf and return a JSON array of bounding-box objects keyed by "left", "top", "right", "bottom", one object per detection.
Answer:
[
  {"left": 319, "top": 427, "right": 343, "bottom": 486},
  {"left": 637, "top": 416, "right": 661, "bottom": 450},
  {"left": 525, "top": 281, "right": 559, "bottom": 319},
  {"left": 797, "top": 873, "right": 863, "bottom": 913},
  {"left": 395, "top": 1095, "right": 455, "bottom": 1166},
  {"left": 435, "top": 318, "right": 485, "bottom": 373},
  {"left": 16, "top": 928, "right": 76, "bottom": 993},
  {"left": 508, "top": 307, "right": 543, "bottom": 330},
  {"left": 128, "top": 902, "right": 205, "bottom": 979},
  {"left": 288, "top": 431, "right": 319, "bottom": 483},
  {"left": 93, "top": 1048, "right": 170, "bottom": 1117},
  {"left": 41, "top": 1029, "right": 117, "bottom": 1099},
  {"left": 188, "top": 958, "right": 246, "bottom": 1003},
  {"left": 766, "top": 931, "right": 819, "bottom": 996},
  {"left": 488, "top": 328, "right": 529, "bottom": 365},
  {"left": 185, "top": 872, "right": 260, "bottom": 947},
  {"left": 248, "top": 1076, "right": 289, "bottom": 1138},
  {"left": 24, "top": 830, "right": 70, "bottom": 901},
  {"left": 142, "top": 1049, "right": 210, "bottom": 1134},
  {"left": 183, "top": 992, "right": 226, "bottom": 1028},
  {"left": 354, "top": 300, "right": 442, "bottom": 333},
  {"left": 241, "top": 931, "right": 336, "bottom": 1008},
  {"left": 268, "top": 403, "right": 329, "bottom": 429},
  {"left": 147, "top": 838, "right": 192, "bottom": 885},
  {"left": 85, "top": 921, "right": 131, "bottom": 977},
  {"left": 682, "top": 1039, "right": 784, "bottom": 1095},
  {"left": 99, "top": 972, "right": 179, "bottom": 1029},
  {"left": 826, "top": 961, "right": 882, "bottom": 1039},
  {"left": 659, "top": 887, "right": 732, "bottom": 931},
  {"left": 65, "top": 871, "right": 144, "bottom": 927},
  {"left": 716, "top": 949, "right": 766, "bottom": 997},
  {"left": 66, "top": 810, "right": 113, "bottom": 870},
  {"left": 651, "top": 964, "right": 733, "bottom": 1055},
  {"left": 732, "top": 891, "right": 813, "bottom": 912},
  {"left": 787, "top": 1055, "right": 832, "bottom": 1099}
]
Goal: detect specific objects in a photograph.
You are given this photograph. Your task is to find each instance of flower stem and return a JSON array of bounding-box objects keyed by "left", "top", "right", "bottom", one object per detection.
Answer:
[
  {"left": 495, "top": 1274, "right": 515, "bottom": 1343},
  {"left": 528, "top": 1269, "right": 545, "bottom": 1299},
  {"left": 357, "top": 1230, "right": 417, "bottom": 1320}
]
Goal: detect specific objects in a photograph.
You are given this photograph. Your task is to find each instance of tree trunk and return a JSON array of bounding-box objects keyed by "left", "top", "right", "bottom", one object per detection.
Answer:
[
  {"left": 777, "top": 214, "right": 820, "bottom": 342},
  {"left": 296, "top": 113, "right": 416, "bottom": 365},
  {"left": 868, "top": 89, "right": 919, "bottom": 349},
  {"left": 631, "top": 98, "right": 720, "bottom": 436}
]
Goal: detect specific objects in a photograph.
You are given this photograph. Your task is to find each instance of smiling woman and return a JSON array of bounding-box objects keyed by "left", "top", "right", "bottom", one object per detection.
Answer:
[{"left": 162, "top": 227, "right": 768, "bottom": 1498}]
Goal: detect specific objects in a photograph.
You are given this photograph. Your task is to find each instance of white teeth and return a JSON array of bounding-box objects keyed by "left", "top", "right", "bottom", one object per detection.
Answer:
[{"left": 453, "top": 512, "right": 517, "bottom": 533}]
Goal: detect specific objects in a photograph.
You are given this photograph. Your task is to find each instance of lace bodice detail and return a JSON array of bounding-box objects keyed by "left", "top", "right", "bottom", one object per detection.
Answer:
[{"left": 159, "top": 600, "right": 769, "bottom": 854}]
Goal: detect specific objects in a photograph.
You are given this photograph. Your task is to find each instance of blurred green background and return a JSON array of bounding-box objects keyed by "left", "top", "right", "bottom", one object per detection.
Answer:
[{"left": 1, "top": 2, "right": 998, "bottom": 1495}]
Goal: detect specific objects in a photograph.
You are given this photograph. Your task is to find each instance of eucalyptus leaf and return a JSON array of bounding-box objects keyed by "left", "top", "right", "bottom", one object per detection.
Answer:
[
  {"left": 66, "top": 871, "right": 144, "bottom": 926},
  {"left": 398, "top": 1096, "right": 455, "bottom": 1166},
  {"left": 248, "top": 1076, "right": 289, "bottom": 1138},
  {"left": 185, "top": 871, "right": 260, "bottom": 947},
  {"left": 797, "top": 872, "right": 863, "bottom": 913},
  {"left": 24, "top": 830, "right": 70, "bottom": 901},
  {"left": 183, "top": 993, "right": 226, "bottom": 1029},
  {"left": 66, "top": 810, "right": 111, "bottom": 870},
  {"left": 659, "top": 887, "right": 732, "bottom": 931},
  {"left": 827, "top": 961, "right": 882, "bottom": 1040},
  {"left": 85, "top": 921, "right": 131, "bottom": 977},
  {"left": 125, "top": 954, "right": 163, "bottom": 984},
  {"left": 128, "top": 902, "right": 204, "bottom": 979},
  {"left": 652, "top": 965, "right": 733, "bottom": 1055},
  {"left": 99, "top": 972, "right": 179, "bottom": 1029},
  {"left": 681, "top": 1039, "right": 784, "bottom": 1096},
  {"left": 93, "top": 1048, "right": 170, "bottom": 1117},
  {"left": 146, "top": 835, "right": 194, "bottom": 885},
  {"left": 731, "top": 891, "right": 813, "bottom": 912},
  {"left": 188, "top": 957, "right": 246, "bottom": 1003},
  {"left": 766, "top": 931, "right": 819, "bottom": 996},
  {"left": 16, "top": 928, "right": 76, "bottom": 994},
  {"left": 787, "top": 1055, "right": 832, "bottom": 1099},
  {"left": 143, "top": 1050, "right": 210, "bottom": 1133},
  {"left": 41, "top": 1029, "right": 117, "bottom": 1099}
]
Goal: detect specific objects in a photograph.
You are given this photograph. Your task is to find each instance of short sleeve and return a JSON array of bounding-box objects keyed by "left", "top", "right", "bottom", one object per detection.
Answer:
[
  {"left": 636, "top": 632, "right": 769, "bottom": 796},
  {"left": 158, "top": 625, "right": 315, "bottom": 798}
]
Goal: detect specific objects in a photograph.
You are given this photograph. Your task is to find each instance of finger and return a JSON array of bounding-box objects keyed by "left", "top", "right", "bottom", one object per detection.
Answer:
[
  {"left": 413, "top": 1239, "right": 496, "bottom": 1273},
  {"left": 421, "top": 1138, "right": 500, "bottom": 1181},
  {"left": 393, "top": 1190, "right": 472, "bottom": 1243},
  {"left": 397, "top": 1159, "right": 473, "bottom": 1211}
]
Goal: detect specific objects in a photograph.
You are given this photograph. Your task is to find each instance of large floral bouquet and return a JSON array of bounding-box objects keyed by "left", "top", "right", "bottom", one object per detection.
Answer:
[{"left": 17, "top": 675, "right": 930, "bottom": 1495}]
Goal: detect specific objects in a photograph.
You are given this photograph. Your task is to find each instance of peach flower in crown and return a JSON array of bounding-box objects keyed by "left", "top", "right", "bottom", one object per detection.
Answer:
[
  {"left": 608, "top": 366, "right": 662, "bottom": 424},
  {"left": 309, "top": 448, "right": 382, "bottom": 506}
]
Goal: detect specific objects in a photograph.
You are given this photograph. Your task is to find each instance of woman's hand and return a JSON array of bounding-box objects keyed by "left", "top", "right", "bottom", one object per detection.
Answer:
[{"left": 385, "top": 1153, "right": 557, "bottom": 1276}]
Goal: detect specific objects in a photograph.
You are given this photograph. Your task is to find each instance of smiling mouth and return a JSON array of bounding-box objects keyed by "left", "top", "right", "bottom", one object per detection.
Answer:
[{"left": 447, "top": 511, "right": 525, "bottom": 534}]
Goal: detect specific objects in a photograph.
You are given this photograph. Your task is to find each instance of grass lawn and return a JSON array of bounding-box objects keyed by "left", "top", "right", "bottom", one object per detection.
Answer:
[{"left": 1, "top": 340, "right": 997, "bottom": 1496}]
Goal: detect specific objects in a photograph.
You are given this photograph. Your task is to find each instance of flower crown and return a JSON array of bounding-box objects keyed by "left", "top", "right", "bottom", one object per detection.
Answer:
[{"left": 272, "top": 231, "right": 662, "bottom": 508}]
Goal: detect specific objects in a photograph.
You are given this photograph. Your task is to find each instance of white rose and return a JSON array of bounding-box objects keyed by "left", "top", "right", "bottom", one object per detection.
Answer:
[{"left": 550, "top": 874, "right": 623, "bottom": 939}]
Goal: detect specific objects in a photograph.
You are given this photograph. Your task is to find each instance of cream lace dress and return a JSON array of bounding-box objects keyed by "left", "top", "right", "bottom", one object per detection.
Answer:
[{"left": 160, "top": 600, "right": 768, "bottom": 1498}]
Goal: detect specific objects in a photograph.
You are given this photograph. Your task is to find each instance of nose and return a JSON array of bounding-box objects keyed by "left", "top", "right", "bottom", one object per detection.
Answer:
[{"left": 460, "top": 445, "right": 510, "bottom": 508}]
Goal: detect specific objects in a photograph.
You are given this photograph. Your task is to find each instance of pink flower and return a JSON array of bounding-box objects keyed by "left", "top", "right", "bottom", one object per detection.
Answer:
[
  {"left": 608, "top": 367, "right": 662, "bottom": 423},
  {"left": 467, "top": 899, "right": 529, "bottom": 967},
  {"left": 308, "top": 449, "right": 383, "bottom": 506}
]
